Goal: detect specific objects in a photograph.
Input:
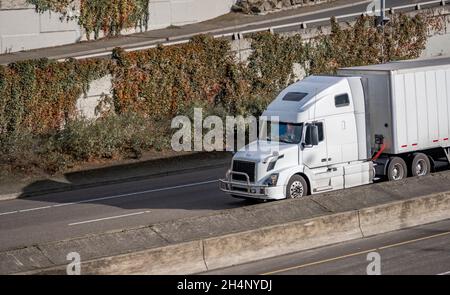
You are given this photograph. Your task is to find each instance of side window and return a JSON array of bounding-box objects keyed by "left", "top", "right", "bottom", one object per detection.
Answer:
[
  {"left": 317, "top": 122, "right": 324, "bottom": 142},
  {"left": 305, "top": 126, "right": 311, "bottom": 145},
  {"left": 335, "top": 93, "right": 350, "bottom": 107},
  {"left": 305, "top": 122, "right": 324, "bottom": 145}
]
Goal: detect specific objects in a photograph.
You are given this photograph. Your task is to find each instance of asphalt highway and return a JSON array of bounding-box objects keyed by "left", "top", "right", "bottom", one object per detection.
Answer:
[{"left": 0, "top": 165, "right": 236, "bottom": 251}]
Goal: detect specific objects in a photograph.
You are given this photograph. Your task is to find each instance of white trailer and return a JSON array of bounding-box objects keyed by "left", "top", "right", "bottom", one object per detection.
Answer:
[
  {"left": 220, "top": 57, "right": 450, "bottom": 200},
  {"left": 338, "top": 58, "right": 450, "bottom": 179}
]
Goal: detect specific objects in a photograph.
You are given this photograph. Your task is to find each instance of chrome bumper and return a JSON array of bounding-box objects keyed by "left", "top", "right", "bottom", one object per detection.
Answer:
[{"left": 219, "top": 171, "right": 268, "bottom": 197}]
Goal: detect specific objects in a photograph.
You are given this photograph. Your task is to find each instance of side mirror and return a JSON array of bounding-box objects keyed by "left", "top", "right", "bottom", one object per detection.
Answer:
[{"left": 303, "top": 124, "right": 319, "bottom": 147}]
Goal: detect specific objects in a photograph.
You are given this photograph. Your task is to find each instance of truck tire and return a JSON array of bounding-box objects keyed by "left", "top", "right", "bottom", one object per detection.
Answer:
[
  {"left": 286, "top": 175, "right": 308, "bottom": 199},
  {"left": 410, "top": 153, "right": 431, "bottom": 177},
  {"left": 387, "top": 157, "right": 407, "bottom": 181}
]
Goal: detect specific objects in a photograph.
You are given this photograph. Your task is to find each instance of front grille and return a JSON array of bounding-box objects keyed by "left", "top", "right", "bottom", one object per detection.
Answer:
[{"left": 232, "top": 160, "right": 255, "bottom": 182}]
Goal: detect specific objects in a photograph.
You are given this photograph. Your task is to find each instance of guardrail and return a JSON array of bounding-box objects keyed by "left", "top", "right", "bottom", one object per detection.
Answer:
[{"left": 65, "top": 0, "right": 448, "bottom": 61}]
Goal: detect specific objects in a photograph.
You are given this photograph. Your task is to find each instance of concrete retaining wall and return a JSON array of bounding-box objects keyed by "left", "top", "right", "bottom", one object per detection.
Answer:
[
  {"left": 0, "top": 0, "right": 81, "bottom": 54},
  {"left": 149, "top": 0, "right": 237, "bottom": 30},
  {"left": 0, "top": 0, "right": 237, "bottom": 53},
  {"left": 422, "top": 31, "right": 450, "bottom": 58},
  {"left": 76, "top": 75, "right": 112, "bottom": 120},
  {"left": 3, "top": 171, "right": 450, "bottom": 275}
]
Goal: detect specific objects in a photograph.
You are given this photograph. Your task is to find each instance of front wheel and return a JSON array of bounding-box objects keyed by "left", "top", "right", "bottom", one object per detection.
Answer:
[{"left": 286, "top": 175, "right": 308, "bottom": 199}]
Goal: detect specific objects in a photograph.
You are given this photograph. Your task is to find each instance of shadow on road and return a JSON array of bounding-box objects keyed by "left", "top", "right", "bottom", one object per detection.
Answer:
[
  {"left": 15, "top": 157, "right": 449, "bottom": 212},
  {"left": 15, "top": 151, "right": 266, "bottom": 212}
]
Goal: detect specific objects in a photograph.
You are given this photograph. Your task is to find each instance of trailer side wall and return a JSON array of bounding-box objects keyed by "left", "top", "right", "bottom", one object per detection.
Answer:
[{"left": 339, "top": 63, "right": 450, "bottom": 156}]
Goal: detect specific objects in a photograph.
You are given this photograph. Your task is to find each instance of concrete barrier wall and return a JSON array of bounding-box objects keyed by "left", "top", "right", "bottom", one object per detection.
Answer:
[
  {"left": 203, "top": 211, "right": 362, "bottom": 270},
  {"left": 79, "top": 240, "right": 207, "bottom": 275},
  {"left": 359, "top": 193, "right": 450, "bottom": 237},
  {"left": 0, "top": 0, "right": 236, "bottom": 53}
]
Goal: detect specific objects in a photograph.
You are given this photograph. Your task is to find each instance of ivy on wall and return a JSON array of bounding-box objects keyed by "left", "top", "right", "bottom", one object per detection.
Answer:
[
  {"left": 27, "top": 0, "right": 74, "bottom": 13},
  {"left": 80, "top": 0, "right": 150, "bottom": 39},
  {"left": 246, "top": 33, "right": 307, "bottom": 106},
  {"left": 251, "top": 14, "right": 427, "bottom": 77},
  {"left": 0, "top": 13, "right": 433, "bottom": 175},
  {"left": 27, "top": 0, "right": 150, "bottom": 40},
  {"left": 111, "top": 35, "right": 236, "bottom": 119},
  {"left": 0, "top": 58, "right": 110, "bottom": 135}
]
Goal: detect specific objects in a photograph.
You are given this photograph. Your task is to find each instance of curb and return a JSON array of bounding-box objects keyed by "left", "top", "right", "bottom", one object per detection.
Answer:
[
  {"left": 0, "top": 154, "right": 230, "bottom": 202},
  {"left": 13, "top": 191, "right": 450, "bottom": 275}
]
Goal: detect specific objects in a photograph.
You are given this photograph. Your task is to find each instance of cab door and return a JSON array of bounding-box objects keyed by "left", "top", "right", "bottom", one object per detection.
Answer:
[{"left": 301, "top": 122, "right": 333, "bottom": 192}]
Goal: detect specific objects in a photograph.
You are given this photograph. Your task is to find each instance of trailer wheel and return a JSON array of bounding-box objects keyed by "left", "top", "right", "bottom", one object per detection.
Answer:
[
  {"left": 387, "top": 157, "right": 407, "bottom": 181},
  {"left": 286, "top": 175, "right": 308, "bottom": 199},
  {"left": 410, "top": 153, "right": 430, "bottom": 177}
]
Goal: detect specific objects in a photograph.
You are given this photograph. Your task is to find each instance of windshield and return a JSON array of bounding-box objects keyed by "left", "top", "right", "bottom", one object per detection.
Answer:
[{"left": 265, "top": 122, "right": 303, "bottom": 144}]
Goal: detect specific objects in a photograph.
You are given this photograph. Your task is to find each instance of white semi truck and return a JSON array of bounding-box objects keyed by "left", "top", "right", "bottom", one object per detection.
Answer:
[{"left": 220, "top": 57, "right": 450, "bottom": 200}]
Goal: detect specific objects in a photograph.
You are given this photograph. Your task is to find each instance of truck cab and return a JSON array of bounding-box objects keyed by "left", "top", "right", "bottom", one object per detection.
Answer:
[{"left": 219, "top": 75, "right": 373, "bottom": 200}]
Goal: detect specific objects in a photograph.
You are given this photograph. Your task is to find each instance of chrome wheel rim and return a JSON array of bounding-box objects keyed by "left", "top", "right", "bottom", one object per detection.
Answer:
[
  {"left": 290, "top": 181, "right": 304, "bottom": 198},
  {"left": 415, "top": 159, "right": 428, "bottom": 176},
  {"left": 392, "top": 163, "right": 404, "bottom": 180}
]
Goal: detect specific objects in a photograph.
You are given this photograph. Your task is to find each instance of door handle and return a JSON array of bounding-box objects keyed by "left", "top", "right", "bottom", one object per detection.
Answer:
[{"left": 321, "top": 158, "right": 327, "bottom": 162}]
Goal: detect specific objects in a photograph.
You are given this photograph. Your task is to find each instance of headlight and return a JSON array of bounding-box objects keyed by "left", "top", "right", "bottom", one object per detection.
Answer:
[{"left": 264, "top": 174, "right": 279, "bottom": 186}]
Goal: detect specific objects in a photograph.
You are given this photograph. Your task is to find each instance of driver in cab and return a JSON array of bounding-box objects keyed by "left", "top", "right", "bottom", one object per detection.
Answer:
[{"left": 280, "top": 123, "right": 301, "bottom": 144}]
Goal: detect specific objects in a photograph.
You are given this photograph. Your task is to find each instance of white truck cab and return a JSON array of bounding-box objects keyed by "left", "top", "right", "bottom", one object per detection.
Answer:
[
  {"left": 220, "top": 57, "right": 450, "bottom": 200},
  {"left": 220, "top": 75, "right": 373, "bottom": 200}
]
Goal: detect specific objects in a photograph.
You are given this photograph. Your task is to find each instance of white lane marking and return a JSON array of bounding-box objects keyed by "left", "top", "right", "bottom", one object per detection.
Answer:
[
  {"left": 68, "top": 210, "right": 152, "bottom": 226},
  {"left": 0, "top": 180, "right": 218, "bottom": 217},
  {"left": 437, "top": 270, "right": 450, "bottom": 275}
]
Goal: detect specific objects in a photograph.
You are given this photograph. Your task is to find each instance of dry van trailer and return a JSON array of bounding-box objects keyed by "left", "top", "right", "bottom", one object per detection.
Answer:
[{"left": 338, "top": 57, "right": 450, "bottom": 180}]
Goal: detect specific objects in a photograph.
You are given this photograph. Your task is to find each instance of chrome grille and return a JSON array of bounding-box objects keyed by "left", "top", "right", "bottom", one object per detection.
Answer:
[{"left": 232, "top": 160, "right": 255, "bottom": 182}]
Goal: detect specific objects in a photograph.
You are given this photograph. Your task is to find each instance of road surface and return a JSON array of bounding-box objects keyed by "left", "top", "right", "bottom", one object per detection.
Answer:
[
  {"left": 0, "top": 165, "right": 234, "bottom": 251},
  {"left": 202, "top": 219, "right": 450, "bottom": 275}
]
